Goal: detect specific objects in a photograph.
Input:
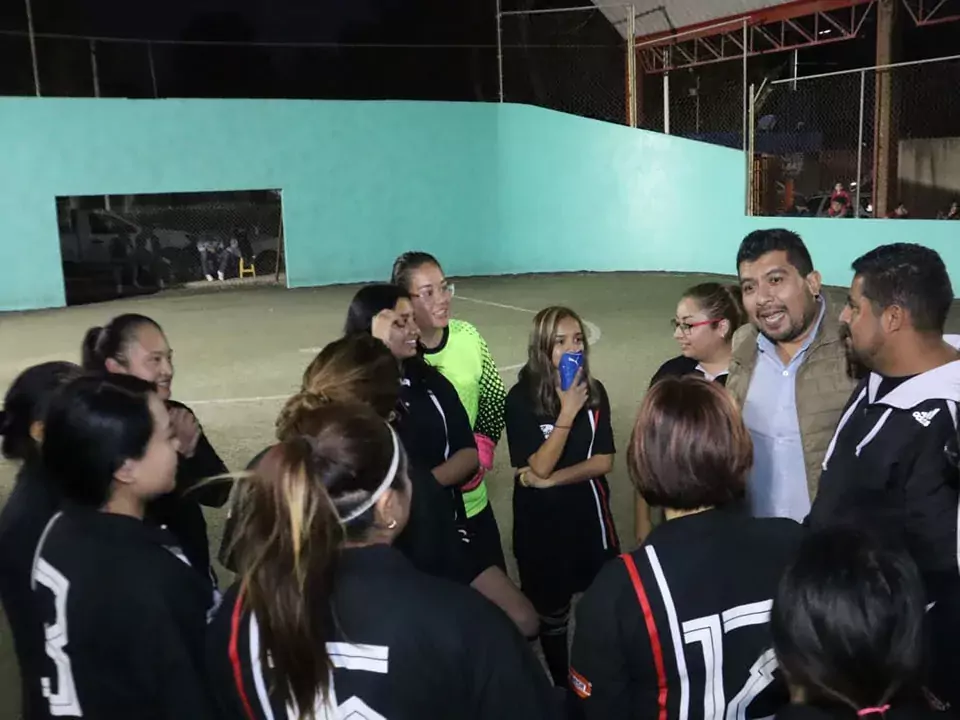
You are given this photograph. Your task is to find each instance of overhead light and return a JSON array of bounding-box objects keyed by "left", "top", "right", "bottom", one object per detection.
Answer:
[{"left": 818, "top": 28, "right": 832, "bottom": 35}]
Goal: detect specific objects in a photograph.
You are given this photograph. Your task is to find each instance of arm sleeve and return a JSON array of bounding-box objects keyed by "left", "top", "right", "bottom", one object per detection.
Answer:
[
  {"left": 433, "top": 373, "right": 477, "bottom": 455},
  {"left": 471, "top": 604, "right": 564, "bottom": 719},
  {"left": 505, "top": 387, "right": 548, "bottom": 469},
  {"left": 902, "top": 418, "right": 960, "bottom": 602},
  {"left": 140, "top": 597, "right": 218, "bottom": 720},
  {"left": 570, "top": 563, "right": 650, "bottom": 720},
  {"left": 593, "top": 383, "right": 616, "bottom": 456},
  {"left": 170, "top": 403, "right": 229, "bottom": 507},
  {"left": 474, "top": 334, "right": 507, "bottom": 443}
]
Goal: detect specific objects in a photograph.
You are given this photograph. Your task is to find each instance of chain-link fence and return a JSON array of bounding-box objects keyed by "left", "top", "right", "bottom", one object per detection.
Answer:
[
  {"left": 499, "top": 6, "right": 635, "bottom": 126},
  {"left": 56, "top": 190, "right": 283, "bottom": 304},
  {"left": 750, "top": 54, "right": 960, "bottom": 220}
]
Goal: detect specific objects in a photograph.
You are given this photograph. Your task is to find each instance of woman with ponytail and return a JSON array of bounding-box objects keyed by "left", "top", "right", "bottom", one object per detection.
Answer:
[
  {"left": 640, "top": 283, "right": 746, "bottom": 542},
  {"left": 81, "top": 314, "right": 228, "bottom": 591},
  {"left": 207, "top": 402, "right": 558, "bottom": 720},
  {"left": 771, "top": 528, "right": 941, "bottom": 720},
  {"left": 0, "top": 362, "right": 80, "bottom": 720}
]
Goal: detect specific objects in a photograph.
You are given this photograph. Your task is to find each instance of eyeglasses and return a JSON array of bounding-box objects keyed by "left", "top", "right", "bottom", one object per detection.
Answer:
[
  {"left": 411, "top": 283, "right": 455, "bottom": 303},
  {"left": 671, "top": 318, "right": 717, "bottom": 335}
]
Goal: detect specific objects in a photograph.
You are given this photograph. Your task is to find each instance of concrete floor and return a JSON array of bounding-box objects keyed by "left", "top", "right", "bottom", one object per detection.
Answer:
[{"left": 2, "top": 270, "right": 947, "bottom": 718}]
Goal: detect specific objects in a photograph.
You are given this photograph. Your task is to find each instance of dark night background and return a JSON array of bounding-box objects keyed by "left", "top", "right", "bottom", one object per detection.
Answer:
[{"left": 0, "top": 0, "right": 956, "bottom": 138}]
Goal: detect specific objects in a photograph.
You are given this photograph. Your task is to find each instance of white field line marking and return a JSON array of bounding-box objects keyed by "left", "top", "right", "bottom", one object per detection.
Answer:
[{"left": 189, "top": 296, "right": 604, "bottom": 407}]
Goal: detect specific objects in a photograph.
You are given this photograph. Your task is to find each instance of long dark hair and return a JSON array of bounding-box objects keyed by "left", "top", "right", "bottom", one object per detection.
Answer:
[
  {"left": 0, "top": 362, "right": 81, "bottom": 462},
  {"left": 772, "top": 528, "right": 926, "bottom": 714},
  {"left": 230, "top": 402, "right": 408, "bottom": 718},
  {"left": 519, "top": 306, "right": 599, "bottom": 417},
  {"left": 81, "top": 314, "right": 163, "bottom": 371},
  {"left": 344, "top": 283, "right": 409, "bottom": 337},
  {"left": 276, "top": 334, "right": 400, "bottom": 438},
  {"left": 41, "top": 374, "right": 158, "bottom": 507}
]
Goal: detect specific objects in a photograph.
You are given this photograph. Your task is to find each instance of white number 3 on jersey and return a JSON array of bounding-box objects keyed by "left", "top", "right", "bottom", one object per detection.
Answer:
[{"left": 32, "top": 558, "right": 83, "bottom": 717}]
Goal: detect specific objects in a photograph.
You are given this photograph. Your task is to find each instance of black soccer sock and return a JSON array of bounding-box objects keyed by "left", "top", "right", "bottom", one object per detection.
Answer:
[{"left": 539, "top": 607, "right": 571, "bottom": 687}]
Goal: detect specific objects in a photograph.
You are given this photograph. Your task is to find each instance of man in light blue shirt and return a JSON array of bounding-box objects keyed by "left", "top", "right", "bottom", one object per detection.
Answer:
[{"left": 727, "top": 230, "right": 859, "bottom": 522}]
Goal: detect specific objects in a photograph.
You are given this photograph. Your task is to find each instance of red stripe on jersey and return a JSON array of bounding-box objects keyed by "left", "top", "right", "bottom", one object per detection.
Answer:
[
  {"left": 622, "top": 553, "right": 668, "bottom": 720},
  {"left": 593, "top": 478, "right": 619, "bottom": 549},
  {"left": 228, "top": 592, "right": 257, "bottom": 720}
]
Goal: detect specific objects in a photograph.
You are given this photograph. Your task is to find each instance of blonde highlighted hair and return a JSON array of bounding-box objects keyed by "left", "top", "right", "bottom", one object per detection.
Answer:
[{"left": 229, "top": 401, "right": 408, "bottom": 719}]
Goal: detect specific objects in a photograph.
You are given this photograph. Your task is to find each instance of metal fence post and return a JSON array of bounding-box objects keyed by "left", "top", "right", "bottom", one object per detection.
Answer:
[
  {"left": 24, "top": 0, "right": 40, "bottom": 96},
  {"left": 748, "top": 83, "right": 756, "bottom": 215},
  {"left": 148, "top": 42, "right": 159, "bottom": 98},
  {"left": 855, "top": 68, "right": 865, "bottom": 216},
  {"left": 496, "top": 0, "right": 505, "bottom": 103},
  {"left": 89, "top": 39, "right": 101, "bottom": 97},
  {"left": 662, "top": 47, "right": 670, "bottom": 134},
  {"left": 627, "top": 6, "right": 637, "bottom": 128}
]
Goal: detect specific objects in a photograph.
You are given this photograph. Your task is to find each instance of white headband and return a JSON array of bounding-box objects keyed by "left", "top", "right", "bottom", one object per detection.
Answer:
[{"left": 340, "top": 425, "right": 401, "bottom": 524}]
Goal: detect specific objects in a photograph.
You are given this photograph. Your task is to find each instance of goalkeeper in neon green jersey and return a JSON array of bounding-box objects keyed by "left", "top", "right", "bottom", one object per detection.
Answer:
[{"left": 393, "top": 252, "right": 538, "bottom": 637}]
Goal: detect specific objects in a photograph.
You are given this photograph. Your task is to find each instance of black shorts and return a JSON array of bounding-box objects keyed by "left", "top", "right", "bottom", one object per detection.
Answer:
[
  {"left": 512, "top": 476, "right": 619, "bottom": 614},
  {"left": 460, "top": 503, "right": 507, "bottom": 581}
]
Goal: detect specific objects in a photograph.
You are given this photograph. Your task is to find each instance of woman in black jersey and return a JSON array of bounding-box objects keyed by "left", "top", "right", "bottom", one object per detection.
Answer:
[
  {"left": 27, "top": 374, "right": 215, "bottom": 719},
  {"left": 641, "top": 283, "right": 746, "bottom": 542},
  {"left": 0, "top": 362, "right": 80, "bottom": 720},
  {"left": 571, "top": 376, "right": 802, "bottom": 720},
  {"left": 285, "top": 334, "right": 471, "bottom": 583},
  {"left": 81, "top": 314, "right": 228, "bottom": 593},
  {"left": 772, "top": 528, "right": 941, "bottom": 720},
  {"left": 344, "top": 284, "right": 539, "bottom": 637},
  {"left": 505, "top": 305, "right": 620, "bottom": 686},
  {"left": 207, "top": 402, "right": 559, "bottom": 720}
]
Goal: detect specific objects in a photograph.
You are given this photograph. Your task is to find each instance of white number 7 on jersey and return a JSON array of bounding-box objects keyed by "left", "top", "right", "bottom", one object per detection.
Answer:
[
  {"left": 32, "top": 558, "right": 83, "bottom": 717},
  {"left": 682, "top": 600, "right": 777, "bottom": 720}
]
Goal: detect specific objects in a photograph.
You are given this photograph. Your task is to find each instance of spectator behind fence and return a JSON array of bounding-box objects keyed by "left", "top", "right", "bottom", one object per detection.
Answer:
[
  {"left": 727, "top": 229, "right": 859, "bottom": 522},
  {"left": 771, "top": 528, "right": 940, "bottom": 720},
  {"left": 570, "top": 375, "right": 802, "bottom": 720}
]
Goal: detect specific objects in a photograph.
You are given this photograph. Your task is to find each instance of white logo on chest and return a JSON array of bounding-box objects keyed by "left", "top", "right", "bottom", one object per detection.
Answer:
[
  {"left": 913, "top": 409, "right": 940, "bottom": 427},
  {"left": 540, "top": 424, "right": 555, "bottom": 439}
]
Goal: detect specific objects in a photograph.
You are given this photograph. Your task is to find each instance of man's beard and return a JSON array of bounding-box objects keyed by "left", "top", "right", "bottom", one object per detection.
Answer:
[{"left": 839, "top": 322, "right": 870, "bottom": 380}]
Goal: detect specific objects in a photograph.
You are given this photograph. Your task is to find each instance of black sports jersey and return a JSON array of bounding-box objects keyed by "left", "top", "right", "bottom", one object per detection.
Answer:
[
  {"left": 649, "top": 356, "right": 729, "bottom": 387},
  {"left": 146, "top": 399, "right": 229, "bottom": 590},
  {"left": 396, "top": 360, "right": 475, "bottom": 478},
  {"left": 505, "top": 378, "right": 619, "bottom": 609},
  {"left": 208, "top": 545, "right": 560, "bottom": 720},
  {"left": 570, "top": 507, "right": 802, "bottom": 720},
  {"left": 24, "top": 508, "right": 216, "bottom": 719},
  {"left": 0, "top": 462, "right": 60, "bottom": 720}
]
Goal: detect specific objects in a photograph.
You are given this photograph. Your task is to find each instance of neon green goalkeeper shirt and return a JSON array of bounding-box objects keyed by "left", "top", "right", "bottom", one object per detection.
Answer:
[{"left": 422, "top": 319, "right": 507, "bottom": 518}]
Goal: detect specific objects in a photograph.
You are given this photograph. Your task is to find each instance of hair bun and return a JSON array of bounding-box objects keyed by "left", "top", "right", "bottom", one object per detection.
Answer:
[{"left": 276, "top": 390, "right": 331, "bottom": 439}]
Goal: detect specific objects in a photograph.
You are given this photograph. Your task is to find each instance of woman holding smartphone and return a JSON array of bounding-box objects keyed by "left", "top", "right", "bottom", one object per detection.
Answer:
[{"left": 505, "top": 305, "right": 619, "bottom": 686}]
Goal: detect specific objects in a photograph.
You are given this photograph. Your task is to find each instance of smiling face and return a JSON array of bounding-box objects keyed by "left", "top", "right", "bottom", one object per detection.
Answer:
[
  {"left": 407, "top": 263, "right": 452, "bottom": 332},
  {"left": 106, "top": 324, "right": 174, "bottom": 400},
  {"left": 114, "top": 393, "right": 180, "bottom": 501},
  {"left": 385, "top": 298, "right": 420, "bottom": 360},
  {"left": 673, "top": 296, "right": 729, "bottom": 362},
  {"left": 839, "top": 275, "right": 886, "bottom": 371},
  {"left": 739, "top": 250, "right": 821, "bottom": 345},
  {"left": 551, "top": 315, "right": 585, "bottom": 369}
]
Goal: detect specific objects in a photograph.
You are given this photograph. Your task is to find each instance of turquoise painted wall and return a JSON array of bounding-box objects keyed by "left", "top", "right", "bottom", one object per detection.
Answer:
[
  {"left": 0, "top": 98, "right": 498, "bottom": 311},
  {"left": 0, "top": 97, "right": 958, "bottom": 311}
]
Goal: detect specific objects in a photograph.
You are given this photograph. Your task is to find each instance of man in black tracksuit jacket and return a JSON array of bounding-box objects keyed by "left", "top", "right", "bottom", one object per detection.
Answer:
[{"left": 807, "top": 243, "right": 960, "bottom": 709}]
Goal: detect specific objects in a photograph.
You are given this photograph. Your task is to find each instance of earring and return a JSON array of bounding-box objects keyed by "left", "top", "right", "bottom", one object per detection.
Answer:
[{"left": 387, "top": 519, "right": 397, "bottom": 529}]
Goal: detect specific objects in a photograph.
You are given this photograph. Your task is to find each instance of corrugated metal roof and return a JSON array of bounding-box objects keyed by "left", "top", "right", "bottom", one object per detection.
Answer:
[{"left": 595, "top": 0, "right": 793, "bottom": 39}]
